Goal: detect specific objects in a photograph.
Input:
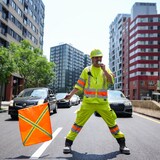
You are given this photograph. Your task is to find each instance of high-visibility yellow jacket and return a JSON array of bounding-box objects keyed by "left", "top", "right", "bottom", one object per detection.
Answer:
[{"left": 75, "top": 65, "right": 114, "bottom": 104}]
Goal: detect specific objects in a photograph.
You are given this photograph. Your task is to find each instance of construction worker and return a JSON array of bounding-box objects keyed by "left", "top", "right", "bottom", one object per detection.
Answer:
[{"left": 63, "top": 49, "right": 130, "bottom": 154}]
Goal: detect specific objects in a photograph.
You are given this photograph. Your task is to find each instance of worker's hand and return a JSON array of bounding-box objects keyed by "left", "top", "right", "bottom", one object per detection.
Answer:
[
  {"left": 99, "top": 62, "right": 106, "bottom": 72},
  {"left": 64, "top": 94, "right": 72, "bottom": 100}
]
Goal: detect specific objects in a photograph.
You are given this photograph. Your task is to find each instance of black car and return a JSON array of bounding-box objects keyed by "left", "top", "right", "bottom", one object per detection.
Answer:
[
  {"left": 95, "top": 90, "right": 133, "bottom": 117},
  {"left": 8, "top": 87, "right": 57, "bottom": 119}
]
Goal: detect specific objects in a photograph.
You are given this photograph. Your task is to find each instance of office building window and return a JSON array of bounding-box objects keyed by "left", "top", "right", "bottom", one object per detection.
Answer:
[
  {"left": 148, "top": 18, "right": 153, "bottom": 22},
  {"left": 140, "top": 81, "right": 145, "bottom": 86},
  {"left": 11, "top": 1, "right": 16, "bottom": 9},
  {"left": 18, "top": 0, "right": 23, "bottom": 4},
  {"left": 10, "top": 14, "right": 15, "bottom": 23},
  {"left": 3, "top": 0, "right": 9, "bottom": 5},
  {"left": 17, "top": 8, "right": 22, "bottom": 17}
]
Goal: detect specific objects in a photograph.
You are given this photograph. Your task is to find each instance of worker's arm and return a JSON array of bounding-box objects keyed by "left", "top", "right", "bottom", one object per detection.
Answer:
[
  {"left": 65, "top": 68, "right": 86, "bottom": 100},
  {"left": 100, "top": 63, "right": 114, "bottom": 84},
  {"left": 103, "top": 70, "right": 114, "bottom": 84},
  {"left": 65, "top": 88, "right": 79, "bottom": 100}
]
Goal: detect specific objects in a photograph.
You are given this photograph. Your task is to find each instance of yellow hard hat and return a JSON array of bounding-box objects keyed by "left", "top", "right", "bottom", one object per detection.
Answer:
[{"left": 90, "top": 49, "right": 103, "bottom": 58}]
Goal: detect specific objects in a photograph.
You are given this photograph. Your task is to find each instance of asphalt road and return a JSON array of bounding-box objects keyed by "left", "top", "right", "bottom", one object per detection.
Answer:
[{"left": 0, "top": 103, "right": 160, "bottom": 160}]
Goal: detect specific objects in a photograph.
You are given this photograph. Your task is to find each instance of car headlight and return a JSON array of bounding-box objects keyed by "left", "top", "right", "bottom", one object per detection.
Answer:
[
  {"left": 64, "top": 99, "right": 69, "bottom": 102},
  {"left": 124, "top": 101, "right": 132, "bottom": 106},
  {"left": 9, "top": 100, "right": 14, "bottom": 107},
  {"left": 37, "top": 99, "right": 44, "bottom": 105}
]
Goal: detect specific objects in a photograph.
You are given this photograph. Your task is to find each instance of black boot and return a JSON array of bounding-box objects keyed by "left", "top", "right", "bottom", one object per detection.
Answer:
[
  {"left": 116, "top": 138, "right": 130, "bottom": 154},
  {"left": 63, "top": 139, "right": 73, "bottom": 154}
]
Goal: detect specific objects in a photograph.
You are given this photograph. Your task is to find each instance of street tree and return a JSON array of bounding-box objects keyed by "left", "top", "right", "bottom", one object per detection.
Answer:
[
  {"left": 28, "top": 56, "right": 55, "bottom": 88},
  {"left": 10, "top": 40, "right": 55, "bottom": 88},
  {"left": 0, "top": 46, "right": 16, "bottom": 109}
]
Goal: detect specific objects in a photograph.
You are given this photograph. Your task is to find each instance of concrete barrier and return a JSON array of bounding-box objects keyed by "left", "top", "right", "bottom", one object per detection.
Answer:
[
  {"left": 131, "top": 100, "right": 160, "bottom": 119},
  {"left": 1, "top": 101, "right": 10, "bottom": 106},
  {"left": 0, "top": 101, "right": 10, "bottom": 112}
]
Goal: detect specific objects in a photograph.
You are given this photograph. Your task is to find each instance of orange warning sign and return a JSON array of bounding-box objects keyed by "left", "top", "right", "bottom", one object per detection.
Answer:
[{"left": 18, "top": 103, "right": 52, "bottom": 146}]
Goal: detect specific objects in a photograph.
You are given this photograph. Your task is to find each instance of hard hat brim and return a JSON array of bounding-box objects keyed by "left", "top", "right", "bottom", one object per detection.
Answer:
[{"left": 90, "top": 54, "right": 103, "bottom": 58}]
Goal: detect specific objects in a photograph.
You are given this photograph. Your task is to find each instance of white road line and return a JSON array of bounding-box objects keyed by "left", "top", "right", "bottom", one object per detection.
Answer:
[
  {"left": 133, "top": 113, "right": 160, "bottom": 124},
  {"left": 30, "top": 127, "right": 62, "bottom": 159}
]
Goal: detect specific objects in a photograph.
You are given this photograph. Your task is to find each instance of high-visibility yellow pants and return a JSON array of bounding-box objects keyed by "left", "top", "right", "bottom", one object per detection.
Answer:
[{"left": 66, "top": 102, "right": 125, "bottom": 142}]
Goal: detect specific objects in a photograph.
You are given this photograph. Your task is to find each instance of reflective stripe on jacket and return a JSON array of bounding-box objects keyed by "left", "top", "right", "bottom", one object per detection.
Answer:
[{"left": 75, "top": 65, "right": 114, "bottom": 104}]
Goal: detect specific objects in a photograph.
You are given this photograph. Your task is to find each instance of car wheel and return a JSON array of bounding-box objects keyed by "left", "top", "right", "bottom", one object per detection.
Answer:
[
  {"left": 125, "top": 113, "right": 132, "bottom": 118},
  {"left": 11, "top": 115, "right": 18, "bottom": 120},
  {"left": 53, "top": 104, "right": 57, "bottom": 114},
  {"left": 128, "top": 114, "right": 132, "bottom": 118},
  {"left": 48, "top": 105, "right": 51, "bottom": 115},
  {"left": 68, "top": 102, "right": 71, "bottom": 108}
]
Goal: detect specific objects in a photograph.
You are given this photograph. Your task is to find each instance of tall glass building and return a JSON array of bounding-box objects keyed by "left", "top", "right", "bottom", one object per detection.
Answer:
[
  {"left": 50, "top": 43, "right": 91, "bottom": 93},
  {"left": 109, "top": 14, "right": 130, "bottom": 91}
]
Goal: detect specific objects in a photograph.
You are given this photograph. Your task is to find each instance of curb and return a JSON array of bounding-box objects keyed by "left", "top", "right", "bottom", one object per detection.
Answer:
[
  {"left": 134, "top": 110, "right": 160, "bottom": 120},
  {"left": 0, "top": 109, "right": 7, "bottom": 113}
]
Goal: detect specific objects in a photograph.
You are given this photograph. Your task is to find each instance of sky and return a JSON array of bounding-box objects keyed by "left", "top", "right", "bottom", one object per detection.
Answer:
[{"left": 42, "top": 0, "right": 160, "bottom": 65}]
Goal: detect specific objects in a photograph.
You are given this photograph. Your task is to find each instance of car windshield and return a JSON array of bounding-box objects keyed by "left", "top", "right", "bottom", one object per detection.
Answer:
[
  {"left": 108, "top": 90, "right": 125, "bottom": 100},
  {"left": 18, "top": 89, "right": 47, "bottom": 98},
  {"left": 55, "top": 93, "right": 67, "bottom": 100}
]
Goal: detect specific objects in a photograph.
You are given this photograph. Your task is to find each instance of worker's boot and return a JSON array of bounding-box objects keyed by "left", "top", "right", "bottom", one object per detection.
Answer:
[
  {"left": 63, "top": 139, "right": 73, "bottom": 154},
  {"left": 116, "top": 137, "right": 130, "bottom": 154}
]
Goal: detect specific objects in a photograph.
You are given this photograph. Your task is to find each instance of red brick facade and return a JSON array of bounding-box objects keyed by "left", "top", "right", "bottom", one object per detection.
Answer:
[
  {"left": 128, "top": 15, "right": 160, "bottom": 100},
  {"left": 5, "top": 75, "right": 24, "bottom": 101}
]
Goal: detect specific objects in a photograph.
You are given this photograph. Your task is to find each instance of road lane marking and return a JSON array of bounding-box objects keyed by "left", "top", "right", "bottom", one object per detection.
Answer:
[
  {"left": 30, "top": 127, "right": 62, "bottom": 159},
  {"left": 133, "top": 113, "right": 160, "bottom": 124},
  {"left": 74, "top": 110, "right": 78, "bottom": 114},
  {"left": 74, "top": 106, "right": 80, "bottom": 114}
]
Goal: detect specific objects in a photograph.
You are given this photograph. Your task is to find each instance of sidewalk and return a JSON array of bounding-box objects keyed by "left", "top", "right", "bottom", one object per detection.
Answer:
[{"left": 0, "top": 101, "right": 10, "bottom": 113}]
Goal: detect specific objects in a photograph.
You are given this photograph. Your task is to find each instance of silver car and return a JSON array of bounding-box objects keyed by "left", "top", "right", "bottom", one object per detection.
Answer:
[
  {"left": 55, "top": 93, "right": 71, "bottom": 108},
  {"left": 70, "top": 95, "right": 81, "bottom": 106}
]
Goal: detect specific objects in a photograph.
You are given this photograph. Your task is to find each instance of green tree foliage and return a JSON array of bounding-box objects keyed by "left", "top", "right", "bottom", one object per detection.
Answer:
[
  {"left": 0, "top": 46, "right": 16, "bottom": 108},
  {"left": 10, "top": 40, "right": 55, "bottom": 88},
  {"left": 0, "top": 47, "right": 16, "bottom": 82},
  {"left": 26, "top": 56, "right": 55, "bottom": 88}
]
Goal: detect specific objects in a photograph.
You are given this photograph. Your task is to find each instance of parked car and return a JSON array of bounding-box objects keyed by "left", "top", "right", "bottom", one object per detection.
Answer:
[
  {"left": 8, "top": 87, "right": 57, "bottom": 119},
  {"left": 70, "top": 94, "right": 81, "bottom": 106},
  {"left": 55, "top": 93, "right": 71, "bottom": 108},
  {"left": 95, "top": 90, "right": 133, "bottom": 117}
]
